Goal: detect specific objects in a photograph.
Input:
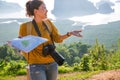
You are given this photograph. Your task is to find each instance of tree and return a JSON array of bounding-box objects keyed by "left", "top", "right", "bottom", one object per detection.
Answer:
[
  {"left": 89, "top": 39, "right": 108, "bottom": 71},
  {"left": 0, "top": 44, "right": 23, "bottom": 63}
]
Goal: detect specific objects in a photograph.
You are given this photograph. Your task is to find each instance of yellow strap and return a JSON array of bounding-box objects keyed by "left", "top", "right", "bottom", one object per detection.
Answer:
[
  {"left": 43, "top": 20, "right": 52, "bottom": 32},
  {"left": 27, "top": 21, "right": 32, "bottom": 35}
]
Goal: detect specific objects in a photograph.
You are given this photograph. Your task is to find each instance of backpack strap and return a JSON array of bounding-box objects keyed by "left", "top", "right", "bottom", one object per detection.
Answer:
[
  {"left": 26, "top": 21, "right": 32, "bottom": 64},
  {"left": 27, "top": 21, "right": 32, "bottom": 35},
  {"left": 42, "top": 20, "right": 52, "bottom": 33},
  {"left": 42, "top": 20, "right": 55, "bottom": 46},
  {"left": 42, "top": 21, "right": 52, "bottom": 36}
]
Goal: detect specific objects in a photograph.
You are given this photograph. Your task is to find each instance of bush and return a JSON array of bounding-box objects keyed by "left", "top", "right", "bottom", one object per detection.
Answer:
[
  {"left": 73, "top": 63, "right": 81, "bottom": 71},
  {"left": 58, "top": 66, "right": 73, "bottom": 73},
  {"left": 80, "top": 54, "right": 90, "bottom": 71},
  {"left": 3, "top": 60, "right": 26, "bottom": 75}
]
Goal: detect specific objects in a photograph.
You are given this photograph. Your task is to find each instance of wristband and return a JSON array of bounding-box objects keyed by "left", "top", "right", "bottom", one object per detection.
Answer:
[{"left": 67, "top": 32, "right": 71, "bottom": 36}]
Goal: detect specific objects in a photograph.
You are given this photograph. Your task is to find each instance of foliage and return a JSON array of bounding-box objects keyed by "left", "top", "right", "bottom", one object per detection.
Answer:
[
  {"left": 107, "top": 39, "right": 120, "bottom": 70},
  {"left": 0, "top": 44, "right": 26, "bottom": 76},
  {"left": 88, "top": 39, "right": 108, "bottom": 71},
  {"left": 0, "top": 39, "right": 120, "bottom": 76},
  {"left": 3, "top": 60, "right": 26, "bottom": 75},
  {"left": 58, "top": 66, "right": 73, "bottom": 73},
  {"left": 56, "top": 42, "right": 90, "bottom": 65},
  {"left": 79, "top": 39, "right": 120, "bottom": 71},
  {"left": 0, "top": 76, "right": 19, "bottom": 80},
  {"left": 0, "top": 44, "right": 23, "bottom": 62},
  {"left": 72, "top": 63, "right": 81, "bottom": 71},
  {"left": 80, "top": 54, "right": 90, "bottom": 71}
]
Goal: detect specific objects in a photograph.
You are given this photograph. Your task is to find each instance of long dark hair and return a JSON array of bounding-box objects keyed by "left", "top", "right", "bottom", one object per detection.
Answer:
[{"left": 26, "top": 0, "right": 44, "bottom": 17}]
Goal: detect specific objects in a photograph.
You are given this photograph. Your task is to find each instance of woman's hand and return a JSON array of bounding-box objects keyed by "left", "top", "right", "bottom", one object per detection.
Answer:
[
  {"left": 61, "top": 29, "right": 83, "bottom": 40},
  {"left": 71, "top": 30, "right": 83, "bottom": 37},
  {"left": 7, "top": 41, "right": 12, "bottom": 46}
]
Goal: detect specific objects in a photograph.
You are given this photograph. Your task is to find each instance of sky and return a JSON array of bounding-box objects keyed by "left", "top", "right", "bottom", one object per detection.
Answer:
[
  {"left": 4, "top": 0, "right": 55, "bottom": 19},
  {"left": 2, "top": 0, "right": 120, "bottom": 26},
  {"left": 5, "top": 0, "right": 54, "bottom": 9},
  {"left": 70, "top": 0, "right": 120, "bottom": 26}
]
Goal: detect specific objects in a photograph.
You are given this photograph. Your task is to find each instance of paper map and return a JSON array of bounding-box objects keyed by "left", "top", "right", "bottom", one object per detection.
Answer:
[{"left": 11, "top": 35, "right": 48, "bottom": 53}]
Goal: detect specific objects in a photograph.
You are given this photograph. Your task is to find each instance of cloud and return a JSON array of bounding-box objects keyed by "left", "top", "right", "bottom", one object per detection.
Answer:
[
  {"left": 0, "top": 0, "right": 22, "bottom": 14},
  {"left": 96, "top": 0, "right": 115, "bottom": 14},
  {"left": 0, "top": 10, "right": 26, "bottom": 18},
  {"left": 52, "top": 0, "right": 117, "bottom": 19},
  {"left": 116, "top": 0, "right": 120, "bottom": 2},
  {"left": 52, "top": 0, "right": 98, "bottom": 19},
  {"left": 0, "top": 0, "right": 55, "bottom": 19},
  {"left": 69, "top": 1, "right": 120, "bottom": 26}
]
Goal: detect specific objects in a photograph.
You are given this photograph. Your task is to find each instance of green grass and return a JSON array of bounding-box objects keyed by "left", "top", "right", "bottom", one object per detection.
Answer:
[
  {"left": 58, "top": 71, "right": 101, "bottom": 80},
  {"left": 0, "top": 71, "right": 102, "bottom": 80},
  {"left": 0, "top": 76, "right": 19, "bottom": 80}
]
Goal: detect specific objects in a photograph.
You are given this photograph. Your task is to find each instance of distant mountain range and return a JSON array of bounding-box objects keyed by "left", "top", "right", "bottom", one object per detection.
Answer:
[
  {"left": 54, "top": 20, "right": 120, "bottom": 49},
  {"left": 52, "top": 0, "right": 115, "bottom": 19},
  {"left": 0, "top": 18, "right": 120, "bottom": 49},
  {"left": 0, "top": 0, "right": 22, "bottom": 14}
]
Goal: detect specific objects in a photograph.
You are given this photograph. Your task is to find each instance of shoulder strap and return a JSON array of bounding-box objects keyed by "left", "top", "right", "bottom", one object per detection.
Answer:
[
  {"left": 42, "top": 21, "right": 52, "bottom": 35},
  {"left": 31, "top": 19, "right": 55, "bottom": 45},
  {"left": 42, "top": 21, "right": 55, "bottom": 45},
  {"left": 27, "top": 21, "right": 32, "bottom": 35},
  {"left": 32, "top": 19, "right": 41, "bottom": 37}
]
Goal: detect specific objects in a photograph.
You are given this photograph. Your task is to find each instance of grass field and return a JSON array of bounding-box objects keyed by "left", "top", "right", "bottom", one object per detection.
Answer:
[
  {"left": 0, "top": 71, "right": 101, "bottom": 80},
  {"left": 1, "top": 70, "right": 120, "bottom": 80}
]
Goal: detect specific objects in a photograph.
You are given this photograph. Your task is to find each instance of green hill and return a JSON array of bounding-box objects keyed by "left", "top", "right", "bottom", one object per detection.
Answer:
[
  {"left": 54, "top": 20, "right": 120, "bottom": 49},
  {"left": 0, "top": 18, "right": 120, "bottom": 49}
]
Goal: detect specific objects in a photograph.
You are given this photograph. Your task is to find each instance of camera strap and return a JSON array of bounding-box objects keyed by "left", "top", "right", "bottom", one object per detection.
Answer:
[
  {"left": 32, "top": 19, "right": 55, "bottom": 46},
  {"left": 32, "top": 19, "right": 41, "bottom": 36}
]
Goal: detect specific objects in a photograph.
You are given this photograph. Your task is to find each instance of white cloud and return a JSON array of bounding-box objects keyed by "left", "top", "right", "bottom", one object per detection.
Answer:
[
  {"left": 88, "top": 0, "right": 117, "bottom": 7},
  {"left": 5, "top": 0, "right": 54, "bottom": 9},
  {"left": 5, "top": 0, "right": 26, "bottom": 8},
  {"left": 69, "top": 1, "right": 120, "bottom": 26},
  {"left": 2, "top": 0, "right": 55, "bottom": 19},
  {"left": 88, "top": 0, "right": 101, "bottom": 6},
  {"left": 0, "top": 9, "right": 26, "bottom": 18},
  {"left": 1, "top": 0, "right": 120, "bottom": 24}
]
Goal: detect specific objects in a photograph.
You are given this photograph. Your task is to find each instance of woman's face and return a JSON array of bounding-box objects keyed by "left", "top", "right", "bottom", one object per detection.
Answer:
[{"left": 35, "top": 3, "right": 48, "bottom": 19}]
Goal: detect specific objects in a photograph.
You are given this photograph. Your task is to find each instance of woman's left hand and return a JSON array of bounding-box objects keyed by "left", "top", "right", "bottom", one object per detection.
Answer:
[{"left": 71, "top": 30, "right": 83, "bottom": 37}]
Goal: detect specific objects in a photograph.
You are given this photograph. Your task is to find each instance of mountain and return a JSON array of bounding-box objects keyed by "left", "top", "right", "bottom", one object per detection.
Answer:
[
  {"left": 52, "top": 0, "right": 115, "bottom": 19},
  {"left": 0, "top": 18, "right": 30, "bottom": 45},
  {"left": 53, "top": 19, "right": 120, "bottom": 49},
  {"left": 0, "top": 0, "right": 22, "bottom": 14},
  {"left": 0, "top": 18, "right": 120, "bottom": 49}
]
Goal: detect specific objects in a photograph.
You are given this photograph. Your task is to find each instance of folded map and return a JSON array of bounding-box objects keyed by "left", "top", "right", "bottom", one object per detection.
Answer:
[{"left": 11, "top": 35, "right": 48, "bottom": 53}]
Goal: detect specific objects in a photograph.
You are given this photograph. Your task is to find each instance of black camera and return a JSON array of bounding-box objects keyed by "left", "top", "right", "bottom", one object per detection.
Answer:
[{"left": 43, "top": 44, "right": 65, "bottom": 66}]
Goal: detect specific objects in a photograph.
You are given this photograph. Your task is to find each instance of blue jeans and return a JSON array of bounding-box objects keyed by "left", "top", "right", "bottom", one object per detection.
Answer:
[{"left": 29, "top": 62, "right": 58, "bottom": 80}]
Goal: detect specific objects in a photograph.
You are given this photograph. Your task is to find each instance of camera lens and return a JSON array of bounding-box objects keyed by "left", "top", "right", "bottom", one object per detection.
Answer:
[{"left": 50, "top": 51, "right": 65, "bottom": 66}]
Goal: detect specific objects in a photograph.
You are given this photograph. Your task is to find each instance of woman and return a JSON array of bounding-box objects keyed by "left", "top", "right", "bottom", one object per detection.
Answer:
[{"left": 19, "top": 0, "right": 82, "bottom": 80}]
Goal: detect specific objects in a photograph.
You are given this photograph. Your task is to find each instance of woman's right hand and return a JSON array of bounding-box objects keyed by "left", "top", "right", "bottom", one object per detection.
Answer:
[{"left": 71, "top": 30, "right": 83, "bottom": 37}]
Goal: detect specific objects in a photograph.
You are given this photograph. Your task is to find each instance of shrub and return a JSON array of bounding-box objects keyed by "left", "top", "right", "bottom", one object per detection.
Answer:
[{"left": 58, "top": 66, "right": 73, "bottom": 73}]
